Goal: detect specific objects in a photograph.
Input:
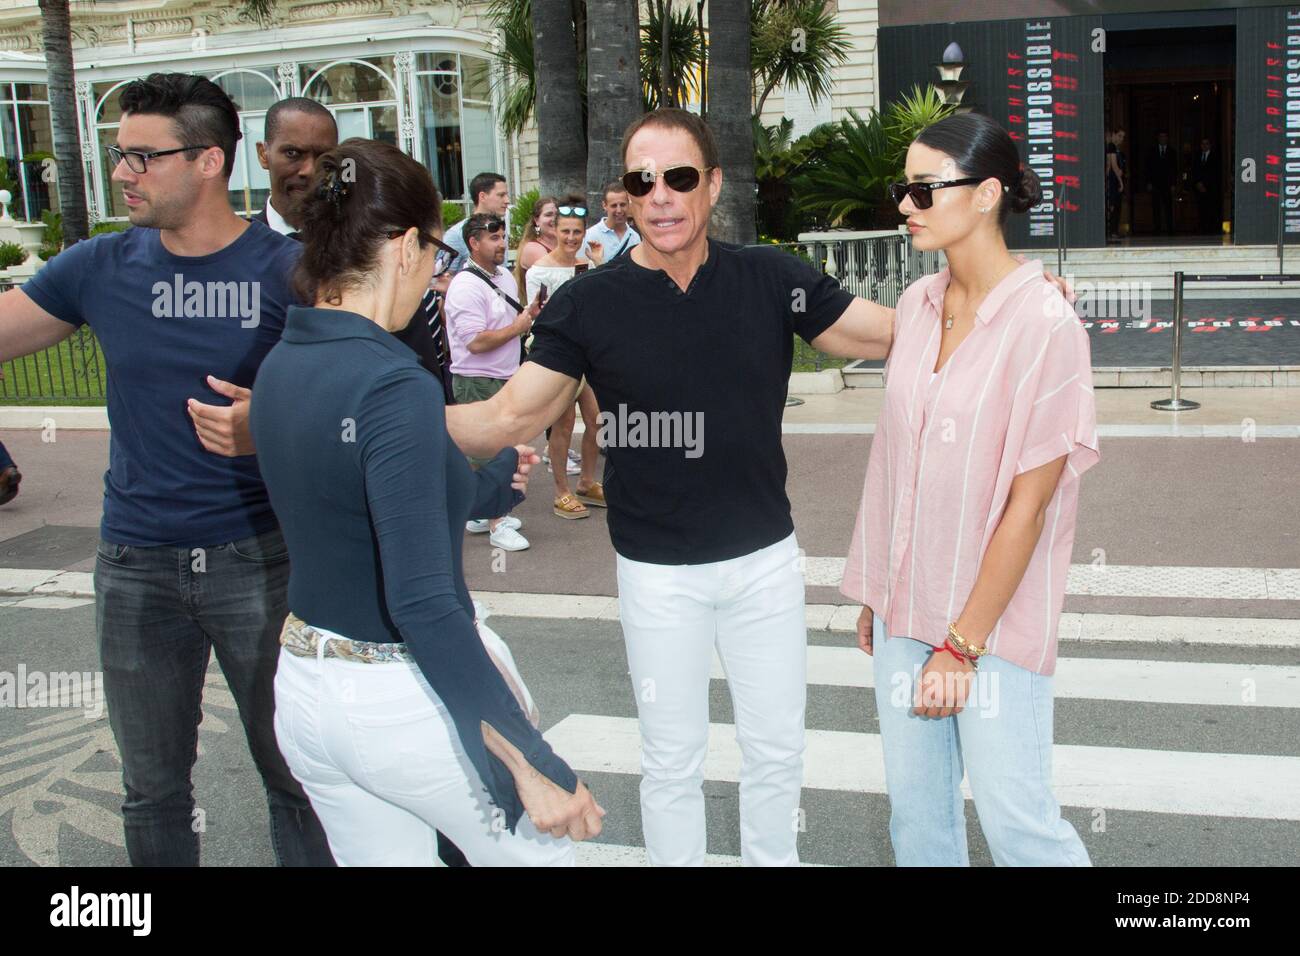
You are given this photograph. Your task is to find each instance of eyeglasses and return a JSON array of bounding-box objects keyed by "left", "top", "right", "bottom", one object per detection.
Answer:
[
  {"left": 106, "top": 144, "right": 214, "bottom": 174},
  {"left": 556, "top": 205, "right": 587, "bottom": 217},
  {"left": 621, "top": 165, "right": 715, "bottom": 198},
  {"left": 888, "top": 178, "right": 983, "bottom": 210},
  {"left": 388, "top": 230, "right": 460, "bottom": 276}
]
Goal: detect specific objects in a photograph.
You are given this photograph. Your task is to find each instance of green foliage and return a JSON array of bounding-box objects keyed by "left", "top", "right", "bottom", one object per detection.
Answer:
[
  {"left": 641, "top": 0, "right": 703, "bottom": 111},
  {"left": 753, "top": 116, "right": 838, "bottom": 239},
  {"left": 0, "top": 240, "right": 27, "bottom": 268},
  {"left": 91, "top": 221, "right": 128, "bottom": 236},
  {"left": 791, "top": 85, "right": 956, "bottom": 229},
  {"left": 442, "top": 201, "right": 466, "bottom": 230},
  {"left": 40, "top": 208, "right": 61, "bottom": 247},
  {"left": 751, "top": 0, "right": 853, "bottom": 115},
  {"left": 508, "top": 188, "right": 540, "bottom": 249},
  {"left": 487, "top": 0, "right": 537, "bottom": 138},
  {"left": 0, "top": 158, "right": 16, "bottom": 197}
]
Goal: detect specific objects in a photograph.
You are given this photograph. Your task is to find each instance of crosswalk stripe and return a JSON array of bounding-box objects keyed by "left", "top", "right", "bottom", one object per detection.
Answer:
[
  {"left": 733, "top": 646, "right": 1300, "bottom": 708},
  {"left": 545, "top": 714, "right": 1300, "bottom": 821},
  {"left": 806, "top": 558, "right": 1300, "bottom": 599}
]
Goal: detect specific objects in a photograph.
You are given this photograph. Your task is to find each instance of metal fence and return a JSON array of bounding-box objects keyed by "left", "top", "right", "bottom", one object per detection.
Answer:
[
  {"left": 0, "top": 234, "right": 941, "bottom": 401},
  {"left": 759, "top": 233, "right": 945, "bottom": 371},
  {"left": 0, "top": 278, "right": 109, "bottom": 403}
]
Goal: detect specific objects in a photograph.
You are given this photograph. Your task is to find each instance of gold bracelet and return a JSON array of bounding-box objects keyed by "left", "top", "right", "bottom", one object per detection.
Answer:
[{"left": 947, "top": 622, "right": 988, "bottom": 658}]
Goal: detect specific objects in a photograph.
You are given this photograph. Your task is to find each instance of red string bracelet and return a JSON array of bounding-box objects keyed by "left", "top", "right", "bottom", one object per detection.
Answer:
[{"left": 935, "top": 641, "right": 968, "bottom": 665}]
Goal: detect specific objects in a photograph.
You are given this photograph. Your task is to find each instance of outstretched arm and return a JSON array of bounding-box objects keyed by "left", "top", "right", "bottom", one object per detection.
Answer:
[
  {"left": 810, "top": 295, "right": 895, "bottom": 361},
  {"left": 445, "top": 360, "right": 581, "bottom": 459}
]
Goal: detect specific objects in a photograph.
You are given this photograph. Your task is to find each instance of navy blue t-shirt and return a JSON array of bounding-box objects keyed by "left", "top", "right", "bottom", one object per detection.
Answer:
[{"left": 23, "top": 222, "right": 300, "bottom": 546}]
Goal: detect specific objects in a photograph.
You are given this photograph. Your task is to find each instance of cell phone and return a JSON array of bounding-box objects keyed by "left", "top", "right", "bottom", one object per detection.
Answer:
[
  {"left": 538, "top": 284, "right": 548, "bottom": 305},
  {"left": 574, "top": 262, "right": 589, "bottom": 274}
]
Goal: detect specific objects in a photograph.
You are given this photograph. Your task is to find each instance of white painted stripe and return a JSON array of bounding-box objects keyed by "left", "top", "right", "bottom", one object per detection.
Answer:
[
  {"left": 546, "top": 714, "right": 1300, "bottom": 821},
  {"left": 0, "top": 596, "right": 94, "bottom": 610},
  {"left": 776, "top": 424, "right": 1300, "bottom": 438},
  {"left": 803, "top": 557, "right": 1300, "bottom": 600},
  {"left": 735, "top": 645, "right": 1300, "bottom": 708}
]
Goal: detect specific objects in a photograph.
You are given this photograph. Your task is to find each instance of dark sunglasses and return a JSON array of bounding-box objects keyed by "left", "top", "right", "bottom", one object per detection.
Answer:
[
  {"left": 107, "top": 143, "right": 214, "bottom": 174},
  {"left": 888, "top": 178, "right": 983, "bottom": 210},
  {"left": 621, "top": 164, "right": 715, "bottom": 198},
  {"left": 465, "top": 220, "right": 506, "bottom": 239},
  {"left": 389, "top": 230, "right": 459, "bottom": 275},
  {"left": 556, "top": 205, "right": 586, "bottom": 217}
]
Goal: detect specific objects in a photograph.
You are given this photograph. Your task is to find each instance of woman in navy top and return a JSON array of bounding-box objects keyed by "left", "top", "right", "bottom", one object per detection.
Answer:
[{"left": 250, "top": 139, "right": 603, "bottom": 865}]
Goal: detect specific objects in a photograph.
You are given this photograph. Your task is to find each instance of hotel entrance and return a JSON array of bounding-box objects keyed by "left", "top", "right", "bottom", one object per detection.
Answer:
[{"left": 1104, "top": 23, "right": 1235, "bottom": 244}]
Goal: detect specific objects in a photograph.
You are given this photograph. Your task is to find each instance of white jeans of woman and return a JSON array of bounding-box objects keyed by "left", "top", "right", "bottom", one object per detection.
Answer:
[
  {"left": 616, "top": 531, "right": 807, "bottom": 867},
  {"left": 272, "top": 627, "right": 574, "bottom": 867}
]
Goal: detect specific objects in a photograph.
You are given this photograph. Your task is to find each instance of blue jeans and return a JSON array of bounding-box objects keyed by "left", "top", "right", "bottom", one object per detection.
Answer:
[
  {"left": 872, "top": 613, "right": 1091, "bottom": 867},
  {"left": 94, "top": 526, "right": 334, "bottom": 867}
]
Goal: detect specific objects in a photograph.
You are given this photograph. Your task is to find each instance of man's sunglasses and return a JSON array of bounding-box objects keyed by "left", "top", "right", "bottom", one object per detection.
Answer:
[
  {"left": 556, "top": 205, "right": 586, "bottom": 217},
  {"left": 107, "top": 144, "right": 215, "bottom": 174},
  {"left": 621, "top": 164, "right": 715, "bottom": 198},
  {"left": 388, "top": 230, "right": 459, "bottom": 275},
  {"left": 888, "top": 178, "right": 983, "bottom": 210},
  {"left": 465, "top": 220, "right": 506, "bottom": 239}
]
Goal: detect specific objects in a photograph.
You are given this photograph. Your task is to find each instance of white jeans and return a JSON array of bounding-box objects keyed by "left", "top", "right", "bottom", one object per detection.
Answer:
[
  {"left": 616, "top": 531, "right": 807, "bottom": 866},
  {"left": 272, "top": 625, "right": 574, "bottom": 867}
]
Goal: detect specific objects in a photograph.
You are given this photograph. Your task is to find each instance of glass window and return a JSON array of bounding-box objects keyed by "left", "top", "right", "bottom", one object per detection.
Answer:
[
  {"left": 228, "top": 113, "right": 269, "bottom": 216},
  {"left": 13, "top": 83, "right": 47, "bottom": 102},
  {"left": 301, "top": 57, "right": 396, "bottom": 105},
  {"left": 334, "top": 108, "right": 369, "bottom": 141},
  {"left": 461, "top": 56, "right": 491, "bottom": 102},
  {"left": 15, "top": 103, "right": 55, "bottom": 220},
  {"left": 416, "top": 52, "right": 459, "bottom": 74},
  {"left": 212, "top": 69, "right": 281, "bottom": 112},
  {"left": 94, "top": 80, "right": 130, "bottom": 125},
  {"left": 371, "top": 105, "right": 398, "bottom": 147},
  {"left": 417, "top": 74, "right": 463, "bottom": 201},
  {"left": 461, "top": 102, "right": 496, "bottom": 191}
]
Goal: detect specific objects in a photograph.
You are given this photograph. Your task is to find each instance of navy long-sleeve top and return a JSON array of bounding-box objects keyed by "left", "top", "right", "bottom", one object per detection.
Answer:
[{"left": 250, "top": 305, "right": 577, "bottom": 830}]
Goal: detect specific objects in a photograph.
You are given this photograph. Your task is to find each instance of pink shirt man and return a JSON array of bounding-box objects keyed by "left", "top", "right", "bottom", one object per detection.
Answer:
[
  {"left": 840, "top": 259, "right": 1100, "bottom": 676},
  {"left": 445, "top": 265, "right": 523, "bottom": 380}
]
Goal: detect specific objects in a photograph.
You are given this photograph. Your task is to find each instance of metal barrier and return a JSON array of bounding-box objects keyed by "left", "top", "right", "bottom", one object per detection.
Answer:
[
  {"left": 1151, "top": 269, "right": 1300, "bottom": 412},
  {"left": 0, "top": 277, "right": 109, "bottom": 403}
]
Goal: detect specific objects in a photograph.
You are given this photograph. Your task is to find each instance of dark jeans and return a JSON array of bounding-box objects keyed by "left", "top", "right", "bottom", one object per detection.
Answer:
[
  {"left": 94, "top": 526, "right": 335, "bottom": 867},
  {"left": 1151, "top": 186, "right": 1173, "bottom": 234},
  {"left": 0, "top": 439, "right": 14, "bottom": 470}
]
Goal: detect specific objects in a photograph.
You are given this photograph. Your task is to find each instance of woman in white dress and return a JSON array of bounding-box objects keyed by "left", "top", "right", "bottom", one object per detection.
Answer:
[{"left": 524, "top": 196, "right": 606, "bottom": 519}]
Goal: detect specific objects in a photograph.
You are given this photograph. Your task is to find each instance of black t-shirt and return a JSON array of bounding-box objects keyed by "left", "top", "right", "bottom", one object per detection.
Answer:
[{"left": 525, "top": 237, "right": 854, "bottom": 564}]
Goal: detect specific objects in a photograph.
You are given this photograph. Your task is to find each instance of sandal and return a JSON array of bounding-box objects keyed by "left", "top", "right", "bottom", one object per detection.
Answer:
[
  {"left": 553, "top": 493, "right": 590, "bottom": 519},
  {"left": 575, "top": 482, "right": 607, "bottom": 508}
]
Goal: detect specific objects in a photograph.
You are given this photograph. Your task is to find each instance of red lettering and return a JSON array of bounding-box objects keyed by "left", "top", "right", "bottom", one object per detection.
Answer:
[
  {"left": 1053, "top": 76, "right": 1079, "bottom": 90},
  {"left": 1055, "top": 130, "right": 1079, "bottom": 139},
  {"left": 1054, "top": 103, "right": 1078, "bottom": 116},
  {"left": 1055, "top": 175, "right": 1081, "bottom": 189}
]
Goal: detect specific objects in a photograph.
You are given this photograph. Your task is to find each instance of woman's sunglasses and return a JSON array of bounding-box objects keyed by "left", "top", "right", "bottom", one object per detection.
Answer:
[
  {"left": 389, "top": 230, "right": 459, "bottom": 275},
  {"left": 888, "top": 178, "right": 982, "bottom": 210},
  {"left": 621, "top": 164, "right": 715, "bottom": 198},
  {"left": 556, "top": 205, "right": 587, "bottom": 217}
]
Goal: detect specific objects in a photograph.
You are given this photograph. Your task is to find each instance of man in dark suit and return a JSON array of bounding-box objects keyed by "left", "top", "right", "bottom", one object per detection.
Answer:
[
  {"left": 253, "top": 99, "right": 458, "bottom": 406},
  {"left": 1146, "top": 131, "right": 1177, "bottom": 236},
  {"left": 253, "top": 97, "right": 337, "bottom": 237},
  {"left": 1192, "top": 137, "right": 1222, "bottom": 235}
]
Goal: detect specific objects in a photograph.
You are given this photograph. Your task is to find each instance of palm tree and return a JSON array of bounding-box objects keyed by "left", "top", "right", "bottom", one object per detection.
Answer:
[
  {"left": 585, "top": 0, "right": 642, "bottom": 219},
  {"left": 640, "top": 1, "right": 703, "bottom": 111},
  {"left": 750, "top": 0, "right": 852, "bottom": 118},
  {"left": 37, "top": 0, "right": 87, "bottom": 245},
  {"left": 704, "top": 0, "right": 756, "bottom": 245},
  {"left": 532, "top": 0, "right": 588, "bottom": 199}
]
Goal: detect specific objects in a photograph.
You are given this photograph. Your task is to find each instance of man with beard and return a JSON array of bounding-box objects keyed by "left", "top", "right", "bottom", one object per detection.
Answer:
[{"left": 0, "top": 73, "right": 333, "bottom": 867}]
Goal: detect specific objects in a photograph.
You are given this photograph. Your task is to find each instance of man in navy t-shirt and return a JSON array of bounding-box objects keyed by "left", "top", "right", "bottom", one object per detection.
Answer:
[{"left": 0, "top": 73, "right": 332, "bottom": 866}]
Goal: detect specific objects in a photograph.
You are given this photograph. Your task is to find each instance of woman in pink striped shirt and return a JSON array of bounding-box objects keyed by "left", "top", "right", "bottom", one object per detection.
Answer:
[{"left": 840, "top": 113, "right": 1100, "bottom": 866}]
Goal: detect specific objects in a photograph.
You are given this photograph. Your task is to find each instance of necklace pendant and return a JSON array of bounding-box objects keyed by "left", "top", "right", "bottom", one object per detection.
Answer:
[{"left": 944, "top": 317, "right": 954, "bottom": 330}]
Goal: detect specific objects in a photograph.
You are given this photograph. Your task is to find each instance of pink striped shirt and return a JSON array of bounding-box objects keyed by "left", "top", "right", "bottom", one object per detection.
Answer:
[{"left": 840, "top": 259, "right": 1100, "bottom": 676}]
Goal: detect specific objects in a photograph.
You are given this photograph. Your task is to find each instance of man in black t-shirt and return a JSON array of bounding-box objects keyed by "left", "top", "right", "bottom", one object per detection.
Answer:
[{"left": 446, "top": 107, "right": 897, "bottom": 867}]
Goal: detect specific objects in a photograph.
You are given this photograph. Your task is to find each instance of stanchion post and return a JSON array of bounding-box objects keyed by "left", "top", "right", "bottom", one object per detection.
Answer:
[{"left": 1151, "top": 270, "right": 1200, "bottom": 411}]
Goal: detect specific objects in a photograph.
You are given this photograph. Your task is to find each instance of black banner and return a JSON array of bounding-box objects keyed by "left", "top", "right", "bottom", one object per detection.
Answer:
[
  {"left": 1235, "top": 5, "right": 1300, "bottom": 244},
  {"left": 879, "top": 17, "right": 1104, "bottom": 249}
]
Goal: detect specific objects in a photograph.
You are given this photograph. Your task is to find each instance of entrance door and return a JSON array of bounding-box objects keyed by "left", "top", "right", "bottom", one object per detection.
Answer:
[{"left": 1104, "top": 25, "right": 1234, "bottom": 244}]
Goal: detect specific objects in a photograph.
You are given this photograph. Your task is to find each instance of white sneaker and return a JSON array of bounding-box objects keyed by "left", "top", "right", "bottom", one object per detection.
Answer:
[
  {"left": 489, "top": 525, "right": 530, "bottom": 551},
  {"left": 565, "top": 450, "right": 582, "bottom": 475},
  {"left": 467, "top": 516, "right": 522, "bottom": 534}
]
